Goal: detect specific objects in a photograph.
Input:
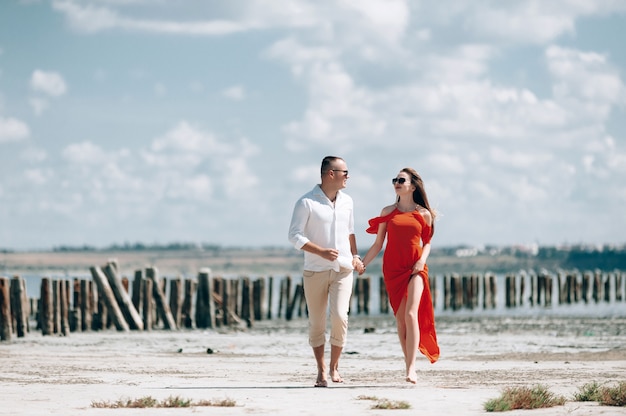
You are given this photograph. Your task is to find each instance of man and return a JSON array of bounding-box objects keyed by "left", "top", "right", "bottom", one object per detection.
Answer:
[{"left": 288, "top": 156, "right": 365, "bottom": 387}]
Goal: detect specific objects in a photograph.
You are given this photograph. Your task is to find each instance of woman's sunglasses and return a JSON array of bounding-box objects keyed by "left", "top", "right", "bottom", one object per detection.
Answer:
[{"left": 392, "top": 177, "right": 408, "bottom": 185}]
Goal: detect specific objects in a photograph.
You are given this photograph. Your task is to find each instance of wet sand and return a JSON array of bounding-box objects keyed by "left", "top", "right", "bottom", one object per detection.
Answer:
[{"left": 1, "top": 316, "right": 625, "bottom": 415}]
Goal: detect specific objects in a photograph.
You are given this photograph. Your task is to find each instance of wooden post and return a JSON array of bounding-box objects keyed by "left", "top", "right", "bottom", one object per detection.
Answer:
[
  {"left": 482, "top": 274, "right": 491, "bottom": 309},
  {"left": 461, "top": 276, "right": 469, "bottom": 309},
  {"left": 222, "top": 278, "right": 232, "bottom": 326},
  {"left": 10, "top": 276, "right": 29, "bottom": 337},
  {"left": 103, "top": 263, "right": 143, "bottom": 330},
  {"left": 59, "top": 279, "right": 69, "bottom": 336},
  {"left": 142, "top": 277, "right": 153, "bottom": 331},
  {"left": 518, "top": 272, "right": 526, "bottom": 307},
  {"left": 592, "top": 271, "right": 602, "bottom": 303},
  {"left": 449, "top": 274, "right": 461, "bottom": 310},
  {"left": 355, "top": 277, "right": 363, "bottom": 314},
  {"left": 80, "top": 279, "right": 92, "bottom": 331},
  {"left": 240, "top": 277, "right": 254, "bottom": 327},
  {"left": 145, "top": 267, "right": 176, "bottom": 330},
  {"left": 363, "top": 275, "right": 371, "bottom": 315},
  {"left": 566, "top": 273, "right": 575, "bottom": 304},
  {"left": 71, "top": 279, "right": 81, "bottom": 332},
  {"left": 132, "top": 270, "right": 143, "bottom": 312},
  {"left": 615, "top": 271, "right": 624, "bottom": 302},
  {"left": 505, "top": 274, "right": 515, "bottom": 308},
  {"left": 442, "top": 274, "right": 450, "bottom": 310},
  {"left": 575, "top": 272, "right": 583, "bottom": 303},
  {"left": 528, "top": 272, "right": 536, "bottom": 307},
  {"left": 181, "top": 278, "right": 196, "bottom": 328},
  {"left": 52, "top": 280, "right": 61, "bottom": 334},
  {"left": 581, "top": 272, "right": 591, "bottom": 303},
  {"left": 603, "top": 272, "right": 610, "bottom": 303},
  {"left": 286, "top": 282, "right": 303, "bottom": 321},
  {"left": 253, "top": 277, "right": 266, "bottom": 321},
  {"left": 266, "top": 276, "right": 273, "bottom": 320},
  {"left": 230, "top": 279, "right": 240, "bottom": 323},
  {"left": 195, "top": 268, "right": 215, "bottom": 329},
  {"left": 379, "top": 276, "right": 389, "bottom": 314},
  {"left": 278, "top": 276, "right": 291, "bottom": 319},
  {"left": 488, "top": 273, "right": 497, "bottom": 309},
  {"left": 90, "top": 266, "right": 129, "bottom": 331},
  {"left": 213, "top": 277, "right": 223, "bottom": 327},
  {"left": 170, "top": 277, "right": 183, "bottom": 328},
  {"left": 40, "top": 278, "right": 54, "bottom": 335},
  {"left": 0, "top": 277, "right": 12, "bottom": 341}
]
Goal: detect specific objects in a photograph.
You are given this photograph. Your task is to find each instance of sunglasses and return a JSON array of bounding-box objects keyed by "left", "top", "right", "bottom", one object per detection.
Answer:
[
  {"left": 331, "top": 169, "right": 349, "bottom": 176},
  {"left": 392, "top": 177, "right": 408, "bottom": 185}
]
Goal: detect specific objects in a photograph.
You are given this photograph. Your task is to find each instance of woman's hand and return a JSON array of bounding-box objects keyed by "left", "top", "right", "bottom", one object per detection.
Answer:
[
  {"left": 353, "top": 256, "right": 365, "bottom": 274},
  {"left": 412, "top": 259, "right": 425, "bottom": 274}
]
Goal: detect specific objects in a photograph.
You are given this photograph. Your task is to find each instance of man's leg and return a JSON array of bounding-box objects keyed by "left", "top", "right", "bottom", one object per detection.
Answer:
[
  {"left": 303, "top": 270, "right": 330, "bottom": 387},
  {"left": 328, "top": 268, "right": 354, "bottom": 383}
]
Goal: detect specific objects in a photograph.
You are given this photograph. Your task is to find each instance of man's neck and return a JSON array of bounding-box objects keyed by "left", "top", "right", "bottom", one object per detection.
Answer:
[{"left": 320, "top": 183, "right": 338, "bottom": 202}]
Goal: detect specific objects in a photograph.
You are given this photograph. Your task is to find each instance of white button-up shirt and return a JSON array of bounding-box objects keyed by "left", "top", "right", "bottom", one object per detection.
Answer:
[{"left": 288, "top": 184, "right": 355, "bottom": 272}]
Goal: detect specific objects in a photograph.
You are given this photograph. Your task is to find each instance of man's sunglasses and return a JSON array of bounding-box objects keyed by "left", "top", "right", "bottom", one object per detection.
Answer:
[{"left": 392, "top": 177, "right": 408, "bottom": 185}]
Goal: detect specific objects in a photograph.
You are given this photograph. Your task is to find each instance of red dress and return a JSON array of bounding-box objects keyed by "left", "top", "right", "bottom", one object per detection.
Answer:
[{"left": 367, "top": 208, "right": 440, "bottom": 363}]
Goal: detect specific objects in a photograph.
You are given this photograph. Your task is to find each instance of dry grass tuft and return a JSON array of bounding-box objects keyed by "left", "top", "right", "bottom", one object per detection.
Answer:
[
  {"left": 574, "top": 381, "right": 626, "bottom": 407},
  {"left": 357, "top": 395, "right": 411, "bottom": 410},
  {"left": 90, "top": 395, "right": 236, "bottom": 408},
  {"left": 484, "top": 385, "right": 565, "bottom": 412}
]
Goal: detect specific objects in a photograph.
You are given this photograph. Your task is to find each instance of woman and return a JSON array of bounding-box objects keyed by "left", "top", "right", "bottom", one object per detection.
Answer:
[{"left": 360, "top": 168, "right": 440, "bottom": 383}]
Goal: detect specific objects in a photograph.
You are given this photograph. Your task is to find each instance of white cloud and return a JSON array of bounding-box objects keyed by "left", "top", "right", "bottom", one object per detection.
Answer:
[
  {"left": 20, "top": 146, "right": 48, "bottom": 163},
  {"left": 63, "top": 142, "right": 109, "bottom": 165},
  {"left": 29, "top": 97, "right": 49, "bottom": 115},
  {"left": 547, "top": 45, "right": 626, "bottom": 105},
  {"left": 52, "top": 0, "right": 254, "bottom": 35},
  {"left": 24, "top": 168, "right": 51, "bottom": 185},
  {"left": 0, "top": 116, "right": 30, "bottom": 143},
  {"left": 222, "top": 85, "right": 246, "bottom": 101},
  {"left": 154, "top": 82, "right": 167, "bottom": 97},
  {"left": 30, "top": 70, "right": 67, "bottom": 96}
]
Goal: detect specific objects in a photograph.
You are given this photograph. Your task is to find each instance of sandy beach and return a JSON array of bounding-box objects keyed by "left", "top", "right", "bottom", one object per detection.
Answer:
[{"left": 1, "top": 315, "right": 625, "bottom": 416}]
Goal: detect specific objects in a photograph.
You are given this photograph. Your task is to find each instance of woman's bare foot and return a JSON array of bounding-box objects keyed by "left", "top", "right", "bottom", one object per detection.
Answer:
[
  {"left": 330, "top": 368, "right": 343, "bottom": 383},
  {"left": 405, "top": 369, "right": 417, "bottom": 384}
]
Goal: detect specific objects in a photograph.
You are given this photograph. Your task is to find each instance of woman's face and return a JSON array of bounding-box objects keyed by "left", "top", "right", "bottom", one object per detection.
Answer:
[{"left": 393, "top": 171, "right": 414, "bottom": 195}]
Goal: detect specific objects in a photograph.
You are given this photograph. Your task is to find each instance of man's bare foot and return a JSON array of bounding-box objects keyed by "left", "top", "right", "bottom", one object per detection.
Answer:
[
  {"left": 405, "top": 369, "right": 417, "bottom": 384},
  {"left": 315, "top": 368, "right": 328, "bottom": 387},
  {"left": 330, "top": 369, "right": 343, "bottom": 383},
  {"left": 314, "top": 378, "right": 328, "bottom": 387}
]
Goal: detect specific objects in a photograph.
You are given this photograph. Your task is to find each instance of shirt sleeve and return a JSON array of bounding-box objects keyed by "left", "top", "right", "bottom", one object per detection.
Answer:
[{"left": 288, "top": 198, "right": 310, "bottom": 250}]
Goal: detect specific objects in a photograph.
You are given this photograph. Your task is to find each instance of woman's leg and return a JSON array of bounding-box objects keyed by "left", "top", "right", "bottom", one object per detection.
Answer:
[{"left": 404, "top": 274, "right": 424, "bottom": 383}]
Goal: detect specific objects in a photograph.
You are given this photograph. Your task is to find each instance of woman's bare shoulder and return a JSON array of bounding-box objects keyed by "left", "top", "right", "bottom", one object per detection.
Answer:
[
  {"left": 380, "top": 204, "right": 396, "bottom": 216},
  {"left": 419, "top": 207, "right": 432, "bottom": 226}
]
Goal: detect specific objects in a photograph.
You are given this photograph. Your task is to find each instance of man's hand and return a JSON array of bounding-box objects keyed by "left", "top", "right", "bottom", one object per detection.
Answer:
[{"left": 320, "top": 248, "right": 339, "bottom": 261}]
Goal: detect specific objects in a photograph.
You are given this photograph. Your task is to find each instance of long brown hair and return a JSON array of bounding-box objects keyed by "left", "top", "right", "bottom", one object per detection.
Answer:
[{"left": 400, "top": 167, "right": 435, "bottom": 235}]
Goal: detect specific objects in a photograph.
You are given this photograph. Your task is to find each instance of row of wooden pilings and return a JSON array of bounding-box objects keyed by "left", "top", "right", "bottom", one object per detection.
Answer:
[{"left": 1, "top": 266, "right": 625, "bottom": 341}]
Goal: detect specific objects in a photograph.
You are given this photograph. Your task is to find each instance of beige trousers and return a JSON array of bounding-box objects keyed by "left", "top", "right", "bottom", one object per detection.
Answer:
[{"left": 302, "top": 268, "right": 354, "bottom": 348}]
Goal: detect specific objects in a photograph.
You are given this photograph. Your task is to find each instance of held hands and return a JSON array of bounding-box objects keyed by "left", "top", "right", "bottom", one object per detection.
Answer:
[{"left": 353, "top": 256, "right": 365, "bottom": 275}]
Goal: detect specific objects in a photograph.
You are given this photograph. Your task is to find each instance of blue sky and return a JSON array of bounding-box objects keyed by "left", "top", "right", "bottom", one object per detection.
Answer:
[{"left": 0, "top": 0, "right": 625, "bottom": 251}]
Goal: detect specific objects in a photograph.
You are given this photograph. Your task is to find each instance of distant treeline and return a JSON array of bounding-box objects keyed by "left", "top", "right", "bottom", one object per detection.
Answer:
[{"left": 52, "top": 242, "right": 223, "bottom": 252}]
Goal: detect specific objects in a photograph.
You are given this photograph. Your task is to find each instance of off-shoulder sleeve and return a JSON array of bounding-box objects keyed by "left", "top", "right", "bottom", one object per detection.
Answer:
[
  {"left": 366, "top": 216, "right": 385, "bottom": 234},
  {"left": 421, "top": 224, "right": 432, "bottom": 245},
  {"left": 366, "top": 210, "right": 398, "bottom": 234},
  {"left": 412, "top": 211, "right": 432, "bottom": 245}
]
